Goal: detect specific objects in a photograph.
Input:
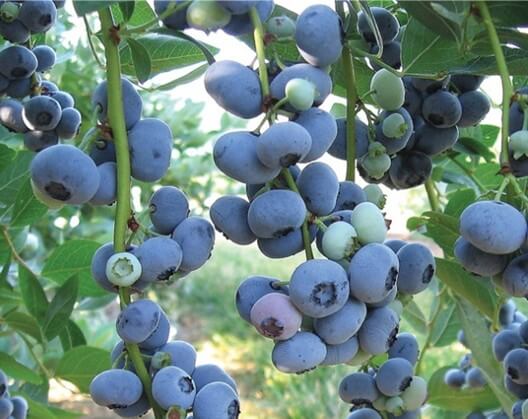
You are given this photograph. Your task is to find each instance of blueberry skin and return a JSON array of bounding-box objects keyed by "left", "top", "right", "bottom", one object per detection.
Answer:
[
  {"left": 33, "top": 45, "right": 56, "bottom": 72},
  {"left": 520, "top": 320, "right": 528, "bottom": 343},
  {"left": 149, "top": 186, "right": 189, "bottom": 235},
  {"left": 369, "top": 41, "right": 401, "bottom": 71},
  {"left": 157, "top": 340, "right": 197, "bottom": 375},
  {"left": 412, "top": 121, "right": 459, "bottom": 156},
  {"left": 466, "top": 367, "right": 486, "bottom": 387},
  {"left": 171, "top": 216, "right": 215, "bottom": 272},
  {"left": 24, "top": 130, "right": 58, "bottom": 152},
  {"left": 295, "top": 5, "right": 342, "bottom": 67},
  {"left": 0, "top": 20, "right": 30, "bottom": 43},
  {"left": 152, "top": 366, "right": 196, "bottom": 410},
  {"left": 294, "top": 108, "right": 337, "bottom": 162},
  {"left": 0, "top": 369, "right": 7, "bottom": 398},
  {"left": 0, "top": 46, "right": 38, "bottom": 80},
  {"left": 454, "top": 237, "right": 508, "bottom": 277},
  {"left": 134, "top": 237, "right": 183, "bottom": 283},
  {"left": 6, "top": 77, "right": 34, "bottom": 99},
  {"left": 270, "top": 63, "right": 332, "bottom": 106},
  {"left": 348, "top": 408, "right": 382, "bottom": 419},
  {"left": 389, "top": 151, "right": 432, "bottom": 189},
  {"left": 339, "top": 372, "right": 380, "bottom": 404},
  {"left": 0, "top": 398, "right": 13, "bottom": 418},
  {"left": 18, "top": 0, "right": 57, "bottom": 33},
  {"left": 444, "top": 368, "right": 465, "bottom": 388},
  {"left": 505, "top": 375, "right": 528, "bottom": 398},
  {"left": 402, "top": 77, "right": 422, "bottom": 115},
  {"left": 321, "top": 335, "right": 359, "bottom": 365},
  {"left": 367, "top": 285, "right": 397, "bottom": 309},
  {"left": 113, "top": 394, "right": 150, "bottom": 418},
  {"left": 139, "top": 310, "right": 170, "bottom": 350},
  {"left": 116, "top": 299, "right": 162, "bottom": 344},
  {"left": 218, "top": 1, "right": 257, "bottom": 14},
  {"left": 375, "top": 108, "right": 414, "bottom": 154},
  {"left": 349, "top": 243, "right": 399, "bottom": 304},
  {"left": 271, "top": 331, "right": 327, "bottom": 373},
  {"left": 154, "top": 0, "right": 189, "bottom": 30},
  {"left": 192, "top": 364, "right": 237, "bottom": 393},
  {"left": 90, "top": 369, "right": 143, "bottom": 408},
  {"left": 91, "top": 242, "right": 121, "bottom": 293},
  {"left": 297, "top": 162, "right": 339, "bottom": 216},
  {"left": 204, "top": 60, "right": 262, "bottom": 118},
  {"left": 358, "top": 306, "right": 399, "bottom": 355},
  {"left": 289, "top": 259, "right": 350, "bottom": 318},
  {"left": 376, "top": 358, "right": 414, "bottom": 396},
  {"left": 411, "top": 77, "right": 445, "bottom": 94},
  {"left": 451, "top": 74, "right": 484, "bottom": 93},
  {"left": 90, "top": 162, "right": 117, "bottom": 206},
  {"left": 235, "top": 276, "right": 288, "bottom": 322},
  {"left": 129, "top": 118, "right": 173, "bottom": 182},
  {"left": 50, "top": 90, "right": 75, "bottom": 109},
  {"left": 10, "top": 396, "right": 28, "bottom": 419},
  {"left": 500, "top": 300, "right": 517, "bottom": 328},
  {"left": 211, "top": 196, "right": 256, "bottom": 245},
  {"left": 313, "top": 299, "right": 367, "bottom": 345},
  {"left": 92, "top": 78, "right": 143, "bottom": 130},
  {"left": 193, "top": 381, "right": 240, "bottom": 419},
  {"left": 457, "top": 90, "right": 491, "bottom": 127},
  {"left": 384, "top": 239, "right": 407, "bottom": 253},
  {"left": 396, "top": 243, "right": 435, "bottom": 295},
  {"left": 90, "top": 138, "right": 116, "bottom": 165},
  {"left": 327, "top": 117, "right": 369, "bottom": 160},
  {"left": 504, "top": 348, "right": 528, "bottom": 384},
  {"left": 509, "top": 150, "right": 528, "bottom": 178},
  {"left": 358, "top": 7, "right": 399, "bottom": 44},
  {"left": 222, "top": 0, "right": 274, "bottom": 35},
  {"left": 56, "top": 107, "right": 82, "bottom": 139},
  {"left": 509, "top": 88, "right": 528, "bottom": 134},
  {"left": 257, "top": 224, "right": 317, "bottom": 259},
  {"left": 388, "top": 332, "right": 419, "bottom": 365},
  {"left": 333, "top": 181, "right": 367, "bottom": 211},
  {"left": 422, "top": 90, "right": 462, "bottom": 128},
  {"left": 214, "top": 131, "right": 281, "bottom": 184},
  {"left": 460, "top": 200, "right": 527, "bottom": 255},
  {"left": 247, "top": 189, "right": 306, "bottom": 239},
  {"left": 22, "top": 95, "right": 62, "bottom": 131},
  {"left": 31, "top": 144, "right": 100, "bottom": 204}
]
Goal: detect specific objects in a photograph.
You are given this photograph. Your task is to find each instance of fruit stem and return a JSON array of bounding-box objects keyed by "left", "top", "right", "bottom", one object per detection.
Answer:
[
  {"left": 494, "top": 175, "right": 509, "bottom": 201},
  {"left": 424, "top": 178, "right": 440, "bottom": 212},
  {"left": 98, "top": 8, "right": 164, "bottom": 419},
  {"left": 249, "top": 6, "right": 270, "bottom": 98},
  {"left": 476, "top": 1, "right": 512, "bottom": 170}
]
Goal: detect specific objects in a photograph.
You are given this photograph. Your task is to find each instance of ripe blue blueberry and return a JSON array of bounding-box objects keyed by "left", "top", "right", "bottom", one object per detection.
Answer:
[
  {"left": 55, "top": 107, "right": 82, "bottom": 139},
  {"left": 90, "top": 369, "right": 143, "bottom": 409},
  {"left": 33, "top": 45, "right": 56, "bottom": 72},
  {"left": 454, "top": 237, "right": 508, "bottom": 277},
  {"left": 0, "top": 45, "right": 38, "bottom": 80},
  {"left": 116, "top": 299, "right": 162, "bottom": 344},
  {"left": 271, "top": 331, "right": 327, "bottom": 374},
  {"left": 192, "top": 364, "right": 237, "bottom": 393},
  {"left": 388, "top": 333, "right": 419, "bottom": 365},
  {"left": 18, "top": 0, "right": 57, "bottom": 33},
  {"left": 294, "top": 108, "right": 337, "bottom": 162},
  {"left": 396, "top": 243, "right": 435, "bottom": 295},
  {"left": 90, "top": 162, "right": 117, "bottom": 206},
  {"left": 339, "top": 372, "right": 380, "bottom": 404},
  {"left": 152, "top": 366, "right": 196, "bottom": 410},
  {"left": 358, "top": 306, "right": 399, "bottom": 355},
  {"left": 192, "top": 381, "right": 240, "bottom": 419},
  {"left": 321, "top": 336, "right": 359, "bottom": 366},
  {"left": 133, "top": 237, "right": 183, "bottom": 283},
  {"left": 171, "top": 216, "right": 215, "bottom": 272},
  {"left": 313, "top": 298, "right": 366, "bottom": 345},
  {"left": 22, "top": 95, "right": 62, "bottom": 130},
  {"left": 149, "top": 186, "right": 189, "bottom": 235},
  {"left": 235, "top": 275, "right": 288, "bottom": 323},
  {"left": 297, "top": 162, "right": 339, "bottom": 216}
]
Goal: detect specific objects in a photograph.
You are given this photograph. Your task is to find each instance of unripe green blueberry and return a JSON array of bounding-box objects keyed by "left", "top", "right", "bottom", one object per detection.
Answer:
[
  {"left": 510, "top": 130, "right": 528, "bottom": 160},
  {"left": 322, "top": 221, "right": 358, "bottom": 260},
  {"left": 388, "top": 299, "right": 403, "bottom": 317},
  {"left": 370, "top": 69, "right": 405, "bottom": 111},
  {"left": 385, "top": 396, "right": 404, "bottom": 414},
  {"left": 267, "top": 16, "right": 296, "bottom": 39},
  {"left": 522, "top": 398, "right": 528, "bottom": 419},
  {"left": 360, "top": 152, "right": 391, "bottom": 180},
  {"left": 186, "top": 0, "right": 231, "bottom": 32},
  {"left": 401, "top": 376, "right": 427, "bottom": 410},
  {"left": 350, "top": 202, "right": 387, "bottom": 244},
  {"left": 363, "top": 184, "right": 386, "bottom": 209},
  {"left": 106, "top": 252, "right": 142, "bottom": 287},
  {"left": 151, "top": 351, "right": 172, "bottom": 371},
  {"left": 382, "top": 113, "right": 408, "bottom": 138},
  {"left": 372, "top": 395, "right": 387, "bottom": 411},
  {"left": 0, "top": 2, "right": 20, "bottom": 22},
  {"left": 285, "top": 78, "right": 316, "bottom": 111},
  {"left": 346, "top": 348, "right": 371, "bottom": 366}
]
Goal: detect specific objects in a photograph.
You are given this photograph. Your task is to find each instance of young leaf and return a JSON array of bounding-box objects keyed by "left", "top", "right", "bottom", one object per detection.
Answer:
[
  {"left": 18, "top": 264, "right": 49, "bottom": 322},
  {"left": 0, "top": 352, "right": 42, "bottom": 384},
  {"left": 125, "top": 38, "right": 152, "bottom": 83},
  {"left": 43, "top": 276, "right": 79, "bottom": 340}
]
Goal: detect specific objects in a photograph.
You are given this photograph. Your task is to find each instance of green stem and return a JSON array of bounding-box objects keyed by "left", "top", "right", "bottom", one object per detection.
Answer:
[
  {"left": 98, "top": 9, "right": 163, "bottom": 419},
  {"left": 83, "top": 16, "right": 104, "bottom": 69},
  {"left": 1, "top": 227, "right": 37, "bottom": 278},
  {"left": 350, "top": 45, "right": 403, "bottom": 76},
  {"left": 249, "top": 6, "right": 270, "bottom": 97},
  {"left": 77, "top": 127, "right": 101, "bottom": 152},
  {"left": 20, "top": 335, "right": 52, "bottom": 379},
  {"left": 476, "top": 1, "right": 512, "bottom": 169},
  {"left": 507, "top": 174, "right": 528, "bottom": 205},
  {"left": 424, "top": 178, "right": 440, "bottom": 212},
  {"left": 495, "top": 176, "right": 510, "bottom": 201}
]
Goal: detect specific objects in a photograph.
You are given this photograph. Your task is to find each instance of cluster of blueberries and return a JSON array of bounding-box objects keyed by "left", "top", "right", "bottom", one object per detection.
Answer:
[
  {"left": 90, "top": 300, "right": 240, "bottom": 418},
  {"left": 454, "top": 200, "right": 528, "bottom": 297},
  {"left": 0, "top": 369, "right": 28, "bottom": 419},
  {"left": 509, "top": 86, "right": 528, "bottom": 177},
  {"left": 0, "top": 0, "right": 81, "bottom": 153}
]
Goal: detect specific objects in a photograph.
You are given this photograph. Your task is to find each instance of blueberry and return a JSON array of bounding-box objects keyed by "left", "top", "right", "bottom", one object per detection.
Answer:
[
  {"left": 139, "top": 309, "right": 170, "bottom": 350},
  {"left": 217, "top": 1, "right": 257, "bottom": 15},
  {"left": 512, "top": 400, "right": 523, "bottom": 419},
  {"left": 294, "top": 108, "right": 337, "bottom": 162},
  {"left": 444, "top": 368, "right": 465, "bottom": 388},
  {"left": 348, "top": 408, "right": 382, "bottom": 419},
  {"left": 116, "top": 299, "right": 162, "bottom": 344},
  {"left": 358, "top": 306, "right": 399, "bottom": 355},
  {"left": 235, "top": 276, "right": 288, "bottom": 322},
  {"left": 90, "top": 369, "right": 143, "bottom": 409},
  {"left": 33, "top": 45, "right": 56, "bottom": 72},
  {"left": 297, "top": 162, "right": 339, "bottom": 216},
  {"left": 40, "top": 80, "right": 59, "bottom": 94},
  {"left": 129, "top": 118, "right": 172, "bottom": 182},
  {"left": 186, "top": 1, "right": 231, "bottom": 31},
  {"left": 333, "top": 181, "right": 367, "bottom": 211},
  {"left": 396, "top": 243, "right": 435, "bottom": 295},
  {"left": 457, "top": 90, "right": 491, "bottom": 127},
  {"left": 505, "top": 348, "right": 528, "bottom": 384},
  {"left": 91, "top": 243, "right": 124, "bottom": 293},
  {"left": 250, "top": 293, "right": 302, "bottom": 340},
  {"left": 388, "top": 333, "right": 419, "bottom": 365},
  {"left": 375, "top": 108, "right": 414, "bottom": 154},
  {"left": 313, "top": 298, "right": 366, "bottom": 344},
  {"left": 295, "top": 5, "right": 342, "bottom": 67},
  {"left": 222, "top": 0, "right": 273, "bottom": 36},
  {"left": 90, "top": 138, "right": 116, "bottom": 165},
  {"left": 257, "top": 224, "right": 317, "bottom": 259},
  {"left": 24, "top": 130, "right": 58, "bottom": 152},
  {"left": 192, "top": 364, "right": 237, "bottom": 393},
  {"left": 92, "top": 78, "right": 142, "bottom": 130},
  {"left": 411, "top": 77, "right": 446, "bottom": 94},
  {"left": 422, "top": 90, "right": 462, "bottom": 128},
  {"left": 510, "top": 88, "right": 528, "bottom": 134},
  {"left": 499, "top": 300, "right": 517, "bottom": 326},
  {"left": 49, "top": 90, "right": 75, "bottom": 109},
  {"left": 55, "top": 107, "right": 81, "bottom": 139},
  {"left": 289, "top": 259, "right": 349, "bottom": 318},
  {"left": 152, "top": 366, "right": 195, "bottom": 410},
  {"left": 466, "top": 367, "right": 486, "bottom": 388},
  {"left": 171, "top": 216, "right": 215, "bottom": 272},
  {"left": 451, "top": 74, "right": 484, "bottom": 93},
  {"left": 134, "top": 237, "right": 183, "bottom": 283},
  {"left": 505, "top": 375, "right": 528, "bottom": 398},
  {"left": 349, "top": 243, "right": 398, "bottom": 303},
  {"left": 18, "top": 0, "right": 57, "bottom": 33},
  {"left": 376, "top": 358, "right": 414, "bottom": 396},
  {"left": 9, "top": 396, "right": 28, "bottom": 419},
  {"left": 89, "top": 162, "right": 117, "bottom": 206},
  {"left": 321, "top": 221, "right": 358, "bottom": 261},
  {"left": 204, "top": 60, "right": 262, "bottom": 118},
  {"left": 156, "top": 341, "right": 197, "bottom": 375},
  {"left": 285, "top": 78, "right": 316, "bottom": 111},
  {"left": 400, "top": 375, "right": 427, "bottom": 410},
  {"left": 0, "top": 398, "right": 13, "bottom": 419},
  {"left": 389, "top": 151, "right": 432, "bottom": 189},
  {"left": 6, "top": 77, "right": 35, "bottom": 98},
  {"left": 149, "top": 186, "right": 189, "bottom": 235},
  {"left": 339, "top": 372, "right": 380, "bottom": 404},
  {"left": 384, "top": 239, "right": 407, "bottom": 253},
  {"left": 327, "top": 117, "right": 369, "bottom": 160},
  {"left": 0, "top": 45, "right": 38, "bottom": 80},
  {"left": 192, "top": 381, "right": 240, "bottom": 419},
  {"left": 357, "top": 7, "right": 399, "bottom": 44},
  {"left": 350, "top": 202, "right": 388, "bottom": 244},
  {"left": 214, "top": 131, "right": 281, "bottom": 184},
  {"left": 22, "top": 95, "right": 61, "bottom": 130},
  {"left": 320, "top": 336, "right": 359, "bottom": 366},
  {"left": 402, "top": 77, "right": 422, "bottom": 115},
  {"left": 520, "top": 321, "right": 528, "bottom": 343},
  {"left": 370, "top": 69, "right": 405, "bottom": 111},
  {"left": 0, "top": 19, "right": 30, "bottom": 43},
  {"left": 460, "top": 200, "right": 527, "bottom": 254},
  {"left": 113, "top": 394, "right": 150, "bottom": 418},
  {"left": 454, "top": 237, "right": 508, "bottom": 277},
  {"left": 369, "top": 41, "right": 401, "bottom": 70},
  {"left": 270, "top": 63, "right": 332, "bottom": 106},
  {"left": 271, "top": 331, "right": 326, "bottom": 373},
  {"left": 154, "top": 0, "right": 189, "bottom": 30},
  {"left": 31, "top": 144, "right": 100, "bottom": 204},
  {"left": 0, "top": 369, "right": 7, "bottom": 398}
]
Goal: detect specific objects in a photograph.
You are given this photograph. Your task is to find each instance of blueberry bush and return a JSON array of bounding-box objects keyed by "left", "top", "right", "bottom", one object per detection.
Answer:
[{"left": 1, "top": 0, "right": 528, "bottom": 418}]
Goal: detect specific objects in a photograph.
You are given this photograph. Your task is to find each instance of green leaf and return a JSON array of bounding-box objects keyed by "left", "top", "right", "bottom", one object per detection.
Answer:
[
  {"left": 126, "top": 38, "right": 152, "bottom": 83},
  {"left": 0, "top": 144, "right": 15, "bottom": 170},
  {"left": 113, "top": 0, "right": 156, "bottom": 27},
  {"left": 453, "top": 136, "right": 495, "bottom": 162},
  {"left": 10, "top": 178, "right": 47, "bottom": 227},
  {"left": 429, "top": 298, "right": 460, "bottom": 347},
  {"left": 407, "top": 211, "right": 459, "bottom": 257},
  {"left": 42, "top": 240, "right": 105, "bottom": 297},
  {"left": 0, "top": 352, "right": 41, "bottom": 384},
  {"left": 5, "top": 311, "right": 44, "bottom": 343},
  {"left": 153, "top": 63, "right": 209, "bottom": 91},
  {"left": 402, "top": 300, "right": 428, "bottom": 334},
  {"left": 119, "top": 1, "right": 135, "bottom": 22},
  {"left": 435, "top": 258, "right": 497, "bottom": 319},
  {"left": 160, "top": 29, "right": 218, "bottom": 65},
  {"left": 59, "top": 320, "right": 87, "bottom": 352},
  {"left": 18, "top": 264, "right": 49, "bottom": 323},
  {"left": 444, "top": 188, "right": 477, "bottom": 217},
  {"left": 487, "top": 1, "right": 528, "bottom": 28},
  {"left": 332, "top": 58, "right": 375, "bottom": 101},
  {"left": 427, "top": 366, "right": 500, "bottom": 411},
  {"left": 73, "top": 1, "right": 119, "bottom": 16},
  {"left": 330, "top": 103, "right": 347, "bottom": 119},
  {"left": 55, "top": 346, "right": 111, "bottom": 393},
  {"left": 474, "top": 163, "right": 502, "bottom": 190},
  {"left": 43, "top": 276, "right": 79, "bottom": 340},
  {"left": 0, "top": 151, "right": 33, "bottom": 221}
]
